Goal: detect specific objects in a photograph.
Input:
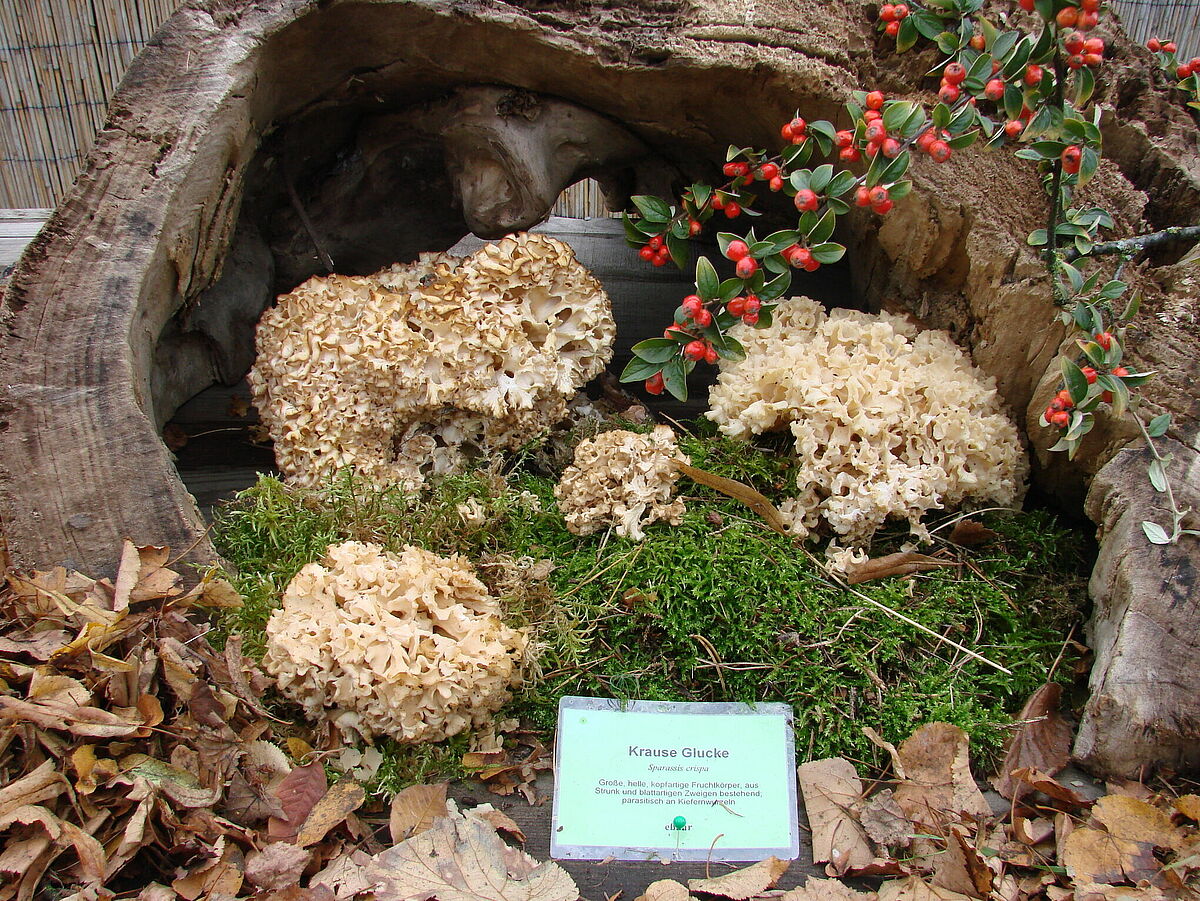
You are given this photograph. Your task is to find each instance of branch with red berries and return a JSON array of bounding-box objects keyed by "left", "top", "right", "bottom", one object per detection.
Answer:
[{"left": 1145, "top": 37, "right": 1200, "bottom": 114}]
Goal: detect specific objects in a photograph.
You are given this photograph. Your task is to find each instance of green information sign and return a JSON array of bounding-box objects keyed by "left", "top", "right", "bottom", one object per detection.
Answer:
[{"left": 550, "top": 697, "right": 799, "bottom": 861}]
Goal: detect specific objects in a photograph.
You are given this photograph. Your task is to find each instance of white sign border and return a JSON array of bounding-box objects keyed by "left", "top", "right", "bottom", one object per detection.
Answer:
[{"left": 550, "top": 696, "right": 800, "bottom": 862}]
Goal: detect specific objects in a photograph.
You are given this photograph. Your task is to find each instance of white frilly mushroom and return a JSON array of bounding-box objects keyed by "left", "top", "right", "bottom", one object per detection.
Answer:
[
  {"left": 263, "top": 541, "right": 528, "bottom": 743},
  {"left": 249, "top": 233, "right": 615, "bottom": 489}
]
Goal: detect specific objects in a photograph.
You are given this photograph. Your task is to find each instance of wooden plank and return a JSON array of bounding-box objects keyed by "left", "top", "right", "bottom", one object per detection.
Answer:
[{"left": 0, "top": 209, "right": 50, "bottom": 269}]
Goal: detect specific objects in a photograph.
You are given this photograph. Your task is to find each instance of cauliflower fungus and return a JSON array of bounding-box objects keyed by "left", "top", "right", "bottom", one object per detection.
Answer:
[
  {"left": 263, "top": 541, "right": 527, "bottom": 743},
  {"left": 554, "top": 425, "right": 689, "bottom": 540},
  {"left": 707, "top": 297, "right": 1026, "bottom": 551},
  {"left": 249, "top": 233, "right": 615, "bottom": 489}
]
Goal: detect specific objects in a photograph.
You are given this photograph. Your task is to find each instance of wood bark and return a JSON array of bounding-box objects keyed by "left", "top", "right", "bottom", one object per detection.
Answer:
[{"left": 1, "top": 0, "right": 1198, "bottom": 776}]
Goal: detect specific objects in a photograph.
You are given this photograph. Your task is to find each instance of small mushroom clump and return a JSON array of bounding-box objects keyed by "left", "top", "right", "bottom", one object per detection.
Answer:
[
  {"left": 263, "top": 541, "right": 527, "bottom": 743},
  {"left": 707, "top": 297, "right": 1026, "bottom": 553},
  {"left": 249, "top": 233, "right": 615, "bottom": 489},
  {"left": 554, "top": 425, "right": 689, "bottom": 540}
]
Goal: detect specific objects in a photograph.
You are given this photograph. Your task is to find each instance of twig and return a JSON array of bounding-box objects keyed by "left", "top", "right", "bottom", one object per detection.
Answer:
[{"left": 1063, "top": 224, "right": 1200, "bottom": 262}]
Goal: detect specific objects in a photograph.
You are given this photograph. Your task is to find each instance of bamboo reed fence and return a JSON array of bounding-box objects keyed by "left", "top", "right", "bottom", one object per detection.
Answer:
[{"left": 0, "top": 0, "right": 1196, "bottom": 211}]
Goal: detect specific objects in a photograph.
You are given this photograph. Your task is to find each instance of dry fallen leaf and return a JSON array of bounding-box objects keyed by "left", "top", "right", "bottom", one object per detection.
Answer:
[
  {"left": 389, "top": 783, "right": 448, "bottom": 843},
  {"left": 844, "top": 552, "right": 954, "bottom": 585},
  {"left": 245, "top": 843, "right": 313, "bottom": 891},
  {"left": 862, "top": 727, "right": 906, "bottom": 779},
  {"left": 470, "top": 805, "right": 527, "bottom": 844},
  {"left": 367, "top": 808, "right": 578, "bottom": 901},
  {"left": 269, "top": 761, "right": 329, "bottom": 842},
  {"left": 798, "top": 758, "right": 874, "bottom": 875},
  {"left": 1173, "top": 795, "right": 1200, "bottom": 822},
  {"left": 634, "top": 880, "right": 690, "bottom": 901},
  {"left": 295, "top": 780, "right": 366, "bottom": 848},
  {"left": 892, "top": 724, "right": 991, "bottom": 822},
  {"left": 1091, "top": 794, "right": 1181, "bottom": 851},
  {"left": 1006, "top": 767, "right": 1091, "bottom": 811},
  {"left": 877, "top": 876, "right": 974, "bottom": 901},
  {"left": 931, "top": 826, "right": 993, "bottom": 899},
  {"left": 946, "top": 520, "right": 997, "bottom": 547},
  {"left": 992, "top": 683, "right": 1073, "bottom": 801},
  {"left": 311, "top": 850, "right": 376, "bottom": 900},
  {"left": 1061, "top": 826, "right": 1157, "bottom": 887},
  {"left": 778, "top": 876, "right": 877, "bottom": 901},
  {"left": 687, "top": 856, "right": 789, "bottom": 899},
  {"left": 860, "top": 789, "right": 914, "bottom": 849}
]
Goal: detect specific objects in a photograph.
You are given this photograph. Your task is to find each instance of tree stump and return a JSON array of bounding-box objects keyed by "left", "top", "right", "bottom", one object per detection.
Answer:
[{"left": 1, "top": 0, "right": 1198, "bottom": 777}]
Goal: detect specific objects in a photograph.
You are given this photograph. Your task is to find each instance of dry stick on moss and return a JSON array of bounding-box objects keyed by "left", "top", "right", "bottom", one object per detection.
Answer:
[
  {"left": 821, "top": 574, "right": 1013, "bottom": 676},
  {"left": 1061, "top": 224, "right": 1200, "bottom": 262}
]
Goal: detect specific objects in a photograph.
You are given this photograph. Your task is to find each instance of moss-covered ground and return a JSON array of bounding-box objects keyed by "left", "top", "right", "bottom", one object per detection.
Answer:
[{"left": 212, "top": 420, "right": 1090, "bottom": 795}]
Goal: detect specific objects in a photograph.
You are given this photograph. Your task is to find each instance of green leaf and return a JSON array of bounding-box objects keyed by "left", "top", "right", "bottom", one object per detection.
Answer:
[
  {"left": 632, "top": 195, "right": 672, "bottom": 222},
  {"left": 1097, "top": 373, "right": 1130, "bottom": 417},
  {"left": 809, "top": 164, "right": 835, "bottom": 193},
  {"left": 1098, "top": 280, "right": 1127, "bottom": 301},
  {"left": 990, "top": 29, "right": 1019, "bottom": 61},
  {"left": 883, "top": 101, "right": 916, "bottom": 132},
  {"left": 1148, "top": 458, "right": 1168, "bottom": 492},
  {"left": 808, "top": 209, "right": 837, "bottom": 245},
  {"left": 726, "top": 145, "right": 752, "bottom": 161},
  {"left": 761, "top": 230, "right": 801, "bottom": 253},
  {"left": 1027, "top": 228, "right": 1048, "bottom": 246},
  {"left": 1061, "top": 356, "right": 1089, "bottom": 405},
  {"left": 622, "top": 212, "right": 644, "bottom": 245},
  {"left": 1029, "top": 140, "right": 1067, "bottom": 159},
  {"left": 1060, "top": 260, "right": 1084, "bottom": 296},
  {"left": 913, "top": 10, "right": 944, "bottom": 40},
  {"left": 1077, "top": 146, "right": 1100, "bottom": 187},
  {"left": 879, "top": 151, "right": 911, "bottom": 184},
  {"left": 782, "top": 143, "right": 813, "bottom": 167},
  {"left": 667, "top": 233, "right": 689, "bottom": 268},
  {"left": 758, "top": 270, "right": 792, "bottom": 302},
  {"left": 789, "top": 169, "right": 812, "bottom": 192},
  {"left": 897, "top": 16, "right": 919, "bottom": 52},
  {"left": 1074, "top": 66, "right": 1095, "bottom": 106},
  {"left": 716, "top": 232, "right": 741, "bottom": 255},
  {"left": 932, "top": 102, "right": 952, "bottom": 130},
  {"left": 695, "top": 256, "right": 720, "bottom": 301},
  {"left": 1003, "top": 85, "right": 1024, "bottom": 122},
  {"left": 631, "top": 337, "right": 684, "bottom": 364},
  {"left": 1121, "top": 292, "right": 1142, "bottom": 322},
  {"left": 826, "top": 171, "right": 857, "bottom": 197},
  {"left": 716, "top": 335, "right": 747, "bottom": 362},
  {"left": 947, "top": 131, "right": 978, "bottom": 150},
  {"left": 1002, "top": 38, "right": 1033, "bottom": 81},
  {"left": 1147, "top": 413, "right": 1172, "bottom": 438},
  {"left": 620, "top": 354, "right": 665, "bottom": 383},
  {"left": 1142, "top": 521, "right": 1171, "bottom": 544},
  {"left": 810, "top": 242, "right": 846, "bottom": 264},
  {"left": 809, "top": 120, "right": 839, "bottom": 144},
  {"left": 1072, "top": 302, "right": 1097, "bottom": 333},
  {"left": 718, "top": 277, "right": 744, "bottom": 301},
  {"left": 1077, "top": 339, "right": 1106, "bottom": 369},
  {"left": 661, "top": 356, "right": 690, "bottom": 402},
  {"left": 936, "top": 31, "right": 961, "bottom": 55},
  {"left": 690, "top": 183, "right": 712, "bottom": 208}
]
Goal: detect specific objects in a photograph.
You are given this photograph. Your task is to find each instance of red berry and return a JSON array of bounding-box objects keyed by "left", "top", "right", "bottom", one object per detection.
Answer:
[
  {"left": 789, "top": 247, "right": 813, "bottom": 268},
  {"left": 1050, "top": 410, "right": 1071, "bottom": 429},
  {"left": 1078, "top": 10, "right": 1099, "bottom": 29},
  {"left": 769, "top": 175, "right": 784, "bottom": 191},
  {"left": 726, "top": 239, "right": 750, "bottom": 261},
  {"left": 1056, "top": 389, "right": 1075, "bottom": 408},
  {"left": 917, "top": 130, "right": 937, "bottom": 151},
  {"left": 794, "top": 188, "right": 820, "bottom": 212},
  {"left": 939, "top": 83, "right": 961, "bottom": 104},
  {"left": 1178, "top": 64, "right": 1193, "bottom": 79},
  {"left": 695, "top": 307, "right": 713, "bottom": 327},
  {"left": 893, "top": 3, "right": 908, "bottom": 18},
  {"left": 869, "top": 185, "right": 889, "bottom": 205},
  {"left": 743, "top": 312, "right": 760, "bottom": 326},
  {"left": 712, "top": 194, "right": 725, "bottom": 210},
  {"left": 781, "top": 123, "right": 794, "bottom": 140},
  {"left": 1101, "top": 391, "right": 1114, "bottom": 403},
  {"left": 803, "top": 257, "right": 820, "bottom": 272},
  {"left": 724, "top": 202, "right": 742, "bottom": 218},
  {"left": 865, "top": 140, "right": 882, "bottom": 158},
  {"left": 645, "top": 372, "right": 665, "bottom": 395},
  {"left": 1081, "top": 0, "right": 1099, "bottom": 11},
  {"left": 943, "top": 62, "right": 967, "bottom": 85},
  {"left": 885, "top": 20, "right": 900, "bottom": 36},
  {"left": 1024, "top": 64, "right": 1043, "bottom": 86},
  {"left": 657, "top": 246, "right": 670, "bottom": 260},
  {"left": 1084, "top": 37, "right": 1105, "bottom": 54},
  {"left": 790, "top": 117, "right": 807, "bottom": 134},
  {"left": 855, "top": 186, "right": 873, "bottom": 207},
  {"left": 929, "top": 140, "right": 952, "bottom": 162},
  {"left": 1056, "top": 7, "right": 1078, "bottom": 28},
  {"left": 689, "top": 219, "right": 703, "bottom": 236},
  {"left": 863, "top": 109, "right": 882, "bottom": 122},
  {"left": 839, "top": 146, "right": 862, "bottom": 163},
  {"left": 1082, "top": 366, "right": 1098, "bottom": 384},
  {"left": 865, "top": 121, "right": 887, "bottom": 143},
  {"left": 1019, "top": 0, "right": 1034, "bottom": 10},
  {"left": 835, "top": 129, "right": 854, "bottom": 148},
  {"left": 1190, "top": 57, "right": 1200, "bottom": 73},
  {"left": 865, "top": 90, "right": 885, "bottom": 110},
  {"left": 639, "top": 246, "right": 655, "bottom": 261},
  {"left": 881, "top": 138, "right": 902, "bottom": 158},
  {"left": 1050, "top": 399, "right": 1066, "bottom": 413},
  {"left": 1061, "top": 145, "right": 1083, "bottom": 174},
  {"left": 684, "top": 340, "right": 706, "bottom": 361},
  {"left": 1165, "top": 42, "right": 1178, "bottom": 54},
  {"left": 1083, "top": 52, "right": 1103, "bottom": 67},
  {"left": 759, "top": 162, "right": 780, "bottom": 180},
  {"left": 727, "top": 296, "right": 747, "bottom": 316},
  {"left": 1005, "top": 119, "right": 1025, "bottom": 137},
  {"left": 970, "top": 34, "right": 986, "bottom": 51},
  {"left": 1094, "top": 331, "right": 1114, "bottom": 350},
  {"left": 648, "top": 236, "right": 663, "bottom": 250},
  {"left": 880, "top": 3, "right": 896, "bottom": 21},
  {"left": 1112, "top": 366, "right": 1129, "bottom": 377},
  {"left": 1147, "top": 38, "right": 1161, "bottom": 52},
  {"left": 682, "top": 294, "right": 703, "bottom": 314},
  {"left": 1064, "top": 31, "right": 1086, "bottom": 54},
  {"left": 872, "top": 198, "right": 894, "bottom": 214},
  {"left": 704, "top": 345, "right": 719, "bottom": 364},
  {"left": 723, "top": 162, "right": 740, "bottom": 177},
  {"left": 735, "top": 256, "right": 758, "bottom": 278},
  {"left": 652, "top": 255, "right": 668, "bottom": 267},
  {"left": 985, "top": 78, "right": 1005, "bottom": 100},
  {"left": 744, "top": 296, "right": 762, "bottom": 314},
  {"left": 1067, "top": 54, "right": 1085, "bottom": 70}
]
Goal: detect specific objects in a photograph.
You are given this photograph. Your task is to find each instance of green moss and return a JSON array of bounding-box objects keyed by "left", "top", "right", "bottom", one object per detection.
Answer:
[{"left": 212, "top": 431, "right": 1089, "bottom": 790}]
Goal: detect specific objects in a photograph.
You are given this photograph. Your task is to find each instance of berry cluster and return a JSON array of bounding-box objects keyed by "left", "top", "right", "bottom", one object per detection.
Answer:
[
  {"left": 1062, "top": 30, "right": 1105, "bottom": 69},
  {"left": 877, "top": 2, "right": 910, "bottom": 37},
  {"left": 637, "top": 235, "right": 672, "bottom": 267}
]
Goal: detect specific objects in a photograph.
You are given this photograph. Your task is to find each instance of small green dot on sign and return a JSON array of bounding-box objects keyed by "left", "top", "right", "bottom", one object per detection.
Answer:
[{"left": 672, "top": 816, "right": 687, "bottom": 829}]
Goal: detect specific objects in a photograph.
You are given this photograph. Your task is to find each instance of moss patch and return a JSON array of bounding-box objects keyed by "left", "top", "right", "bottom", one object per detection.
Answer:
[{"left": 213, "top": 424, "right": 1089, "bottom": 791}]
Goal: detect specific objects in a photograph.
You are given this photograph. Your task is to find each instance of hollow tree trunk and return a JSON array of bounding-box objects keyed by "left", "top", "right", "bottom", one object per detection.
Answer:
[{"left": 1, "top": 0, "right": 1198, "bottom": 777}]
